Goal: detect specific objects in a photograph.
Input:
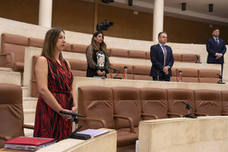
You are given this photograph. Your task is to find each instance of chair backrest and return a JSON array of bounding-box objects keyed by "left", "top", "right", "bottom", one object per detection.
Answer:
[
  {"left": 133, "top": 65, "right": 152, "bottom": 80},
  {"left": 140, "top": 88, "right": 168, "bottom": 119},
  {"left": 128, "top": 50, "right": 147, "bottom": 59},
  {"left": 71, "top": 44, "right": 87, "bottom": 54},
  {"left": 110, "top": 48, "right": 129, "bottom": 58},
  {"left": 173, "top": 54, "right": 182, "bottom": 62},
  {"left": 199, "top": 69, "right": 220, "bottom": 83},
  {"left": 221, "top": 91, "right": 228, "bottom": 114},
  {"left": 112, "top": 87, "right": 141, "bottom": 129},
  {"left": 68, "top": 59, "right": 87, "bottom": 77},
  {"left": 28, "top": 37, "right": 44, "bottom": 48},
  {"left": 78, "top": 86, "right": 114, "bottom": 129},
  {"left": 110, "top": 63, "right": 134, "bottom": 79},
  {"left": 0, "top": 84, "right": 23, "bottom": 147},
  {"left": 177, "top": 68, "right": 199, "bottom": 82},
  {"left": 1, "top": 33, "right": 29, "bottom": 63},
  {"left": 168, "top": 88, "right": 195, "bottom": 116},
  {"left": 194, "top": 89, "right": 222, "bottom": 116},
  {"left": 171, "top": 67, "right": 177, "bottom": 81},
  {"left": 182, "top": 54, "right": 198, "bottom": 63}
]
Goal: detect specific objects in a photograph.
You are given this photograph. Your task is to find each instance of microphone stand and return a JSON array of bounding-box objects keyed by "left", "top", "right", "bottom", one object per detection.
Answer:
[
  {"left": 59, "top": 110, "right": 91, "bottom": 140},
  {"left": 182, "top": 101, "right": 197, "bottom": 118},
  {"left": 110, "top": 67, "right": 122, "bottom": 79},
  {"left": 217, "top": 63, "right": 225, "bottom": 84}
]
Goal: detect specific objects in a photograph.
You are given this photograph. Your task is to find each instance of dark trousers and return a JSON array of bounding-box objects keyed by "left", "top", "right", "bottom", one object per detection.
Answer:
[{"left": 152, "top": 72, "right": 170, "bottom": 81}]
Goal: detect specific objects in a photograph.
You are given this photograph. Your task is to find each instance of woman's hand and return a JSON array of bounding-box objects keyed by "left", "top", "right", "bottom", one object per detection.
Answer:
[
  {"left": 59, "top": 109, "right": 72, "bottom": 120},
  {"left": 97, "top": 70, "right": 106, "bottom": 76},
  {"left": 72, "top": 106, "right": 78, "bottom": 113}
]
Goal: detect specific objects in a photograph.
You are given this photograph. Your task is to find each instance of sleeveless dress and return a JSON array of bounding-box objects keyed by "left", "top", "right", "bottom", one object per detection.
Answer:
[{"left": 33, "top": 57, "right": 73, "bottom": 141}]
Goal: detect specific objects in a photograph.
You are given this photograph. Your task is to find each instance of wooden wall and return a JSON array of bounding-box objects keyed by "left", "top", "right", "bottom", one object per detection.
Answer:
[{"left": 0, "top": 0, "right": 227, "bottom": 44}]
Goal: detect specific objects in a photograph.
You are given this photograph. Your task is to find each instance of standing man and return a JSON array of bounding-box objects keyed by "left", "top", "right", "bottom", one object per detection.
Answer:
[
  {"left": 206, "top": 28, "right": 226, "bottom": 64},
  {"left": 150, "top": 32, "right": 174, "bottom": 81}
]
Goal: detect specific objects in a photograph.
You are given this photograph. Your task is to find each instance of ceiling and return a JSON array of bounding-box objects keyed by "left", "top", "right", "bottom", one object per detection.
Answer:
[
  {"left": 141, "top": 0, "right": 228, "bottom": 18},
  {"left": 85, "top": 0, "right": 228, "bottom": 24}
]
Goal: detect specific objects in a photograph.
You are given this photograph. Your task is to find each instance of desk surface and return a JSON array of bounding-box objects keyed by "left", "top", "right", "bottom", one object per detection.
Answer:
[{"left": 0, "top": 148, "right": 26, "bottom": 152}]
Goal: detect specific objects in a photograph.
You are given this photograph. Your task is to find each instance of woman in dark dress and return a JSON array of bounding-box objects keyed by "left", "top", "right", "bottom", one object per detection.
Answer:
[
  {"left": 86, "top": 31, "right": 110, "bottom": 77},
  {"left": 33, "top": 27, "right": 77, "bottom": 141}
]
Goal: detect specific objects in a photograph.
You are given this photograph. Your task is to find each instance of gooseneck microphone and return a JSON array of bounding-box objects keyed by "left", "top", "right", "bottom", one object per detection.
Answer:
[
  {"left": 182, "top": 101, "right": 197, "bottom": 118},
  {"left": 59, "top": 110, "right": 85, "bottom": 118}
]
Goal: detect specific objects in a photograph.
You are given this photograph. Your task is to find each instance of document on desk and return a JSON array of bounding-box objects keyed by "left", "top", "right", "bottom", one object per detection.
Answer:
[{"left": 77, "top": 129, "right": 109, "bottom": 138}]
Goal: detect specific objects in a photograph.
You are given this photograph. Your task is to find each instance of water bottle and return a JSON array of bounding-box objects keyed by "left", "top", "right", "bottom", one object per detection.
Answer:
[
  {"left": 178, "top": 70, "right": 182, "bottom": 82},
  {"left": 123, "top": 66, "right": 128, "bottom": 79}
]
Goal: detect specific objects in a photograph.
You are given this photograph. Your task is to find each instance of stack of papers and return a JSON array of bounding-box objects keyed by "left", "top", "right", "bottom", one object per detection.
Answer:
[
  {"left": 77, "top": 129, "right": 109, "bottom": 138},
  {"left": 4, "top": 136, "right": 55, "bottom": 151}
]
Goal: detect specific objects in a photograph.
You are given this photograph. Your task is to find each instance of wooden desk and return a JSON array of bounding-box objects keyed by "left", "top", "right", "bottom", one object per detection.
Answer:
[
  {"left": 1, "top": 129, "right": 117, "bottom": 152},
  {"left": 138, "top": 116, "right": 228, "bottom": 152},
  {"left": 0, "top": 148, "right": 26, "bottom": 152}
]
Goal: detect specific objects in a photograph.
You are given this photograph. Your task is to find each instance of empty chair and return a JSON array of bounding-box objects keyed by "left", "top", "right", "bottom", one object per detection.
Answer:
[
  {"left": 170, "top": 67, "right": 177, "bottom": 81},
  {"left": 110, "top": 63, "right": 134, "bottom": 79},
  {"left": 31, "top": 56, "right": 39, "bottom": 97},
  {"left": 173, "top": 54, "right": 182, "bottom": 62},
  {"left": 199, "top": 69, "right": 220, "bottom": 83},
  {"left": 1, "top": 33, "right": 29, "bottom": 72},
  {"left": 133, "top": 65, "right": 152, "bottom": 81},
  {"left": 0, "top": 84, "right": 33, "bottom": 147},
  {"left": 194, "top": 89, "right": 222, "bottom": 116},
  {"left": 68, "top": 59, "right": 87, "bottom": 77},
  {"left": 112, "top": 87, "right": 140, "bottom": 147},
  {"left": 110, "top": 48, "right": 129, "bottom": 58},
  {"left": 168, "top": 88, "right": 195, "bottom": 117},
  {"left": 128, "top": 50, "right": 147, "bottom": 59},
  {"left": 182, "top": 54, "right": 199, "bottom": 63},
  {"left": 71, "top": 44, "right": 87, "bottom": 54},
  {"left": 140, "top": 88, "right": 168, "bottom": 119},
  {"left": 177, "top": 68, "right": 199, "bottom": 82},
  {"left": 28, "top": 37, "right": 44, "bottom": 48},
  {"left": 63, "top": 43, "right": 72, "bottom": 52},
  {"left": 78, "top": 86, "right": 114, "bottom": 129},
  {"left": 221, "top": 91, "right": 228, "bottom": 115}
]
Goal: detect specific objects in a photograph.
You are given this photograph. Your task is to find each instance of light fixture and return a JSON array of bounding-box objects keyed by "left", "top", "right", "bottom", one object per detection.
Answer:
[
  {"left": 128, "top": 0, "right": 133, "bottom": 6},
  {"left": 102, "top": 0, "right": 114, "bottom": 4},
  {"left": 209, "top": 3, "right": 213, "bottom": 12},
  {"left": 181, "top": 2, "right": 186, "bottom": 11}
]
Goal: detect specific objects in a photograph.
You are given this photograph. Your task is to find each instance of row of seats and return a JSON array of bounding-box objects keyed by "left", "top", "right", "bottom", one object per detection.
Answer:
[
  {"left": 0, "top": 33, "right": 201, "bottom": 73},
  {"left": 68, "top": 59, "right": 220, "bottom": 83},
  {"left": 78, "top": 86, "right": 228, "bottom": 148},
  {"left": 30, "top": 56, "right": 219, "bottom": 97},
  {"left": 0, "top": 83, "right": 33, "bottom": 148}
]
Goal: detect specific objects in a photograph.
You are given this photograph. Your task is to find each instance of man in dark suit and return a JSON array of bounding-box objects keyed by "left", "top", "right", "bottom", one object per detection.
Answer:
[
  {"left": 206, "top": 28, "right": 226, "bottom": 64},
  {"left": 150, "top": 32, "right": 174, "bottom": 81}
]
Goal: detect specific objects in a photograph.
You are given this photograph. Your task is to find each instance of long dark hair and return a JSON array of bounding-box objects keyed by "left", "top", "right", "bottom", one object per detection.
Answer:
[
  {"left": 41, "top": 27, "right": 64, "bottom": 60},
  {"left": 91, "top": 31, "right": 107, "bottom": 53}
]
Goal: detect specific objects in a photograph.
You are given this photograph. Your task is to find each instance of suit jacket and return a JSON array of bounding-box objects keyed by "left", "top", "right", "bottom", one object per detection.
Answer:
[
  {"left": 206, "top": 38, "right": 226, "bottom": 64},
  {"left": 150, "top": 44, "right": 174, "bottom": 77}
]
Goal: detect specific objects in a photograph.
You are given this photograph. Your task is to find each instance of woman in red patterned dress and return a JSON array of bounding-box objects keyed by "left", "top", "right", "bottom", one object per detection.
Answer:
[{"left": 33, "top": 27, "right": 77, "bottom": 140}]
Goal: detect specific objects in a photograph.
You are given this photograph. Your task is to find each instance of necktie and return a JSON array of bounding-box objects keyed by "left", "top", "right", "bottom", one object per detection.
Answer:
[
  {"left": 162, "top": 45, "right": 167, "bottom": 66},
  {"left": 216, "top": 38, "right": 219, "bottom": 45}
]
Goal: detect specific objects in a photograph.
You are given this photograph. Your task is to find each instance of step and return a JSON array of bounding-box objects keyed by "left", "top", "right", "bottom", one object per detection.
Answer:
[
  {"left": 23, "top": 97, "right": 37, "bottom": 110},
  {"left": 24, "top": 122, "right": 34, "bottom": 137},
  {"left": 0, "top": 67, "right": 13, "bottom": 72},
  {"left": 24, "top": 109, "right": 35, "bottom": 124},
  {"left": 22, "top": 86, "right": 30, "bottom": 97},
  {"left": 0, "top": 70, "right": 21, "bottom": 85}
]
